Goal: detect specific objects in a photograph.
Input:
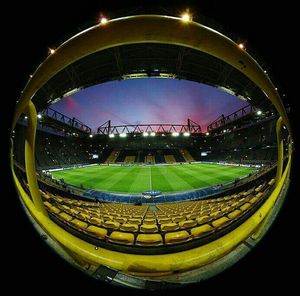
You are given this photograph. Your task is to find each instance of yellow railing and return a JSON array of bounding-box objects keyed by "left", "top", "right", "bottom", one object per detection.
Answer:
[{"left": 11, "top": 15, "right": 292, "bottom": 275}]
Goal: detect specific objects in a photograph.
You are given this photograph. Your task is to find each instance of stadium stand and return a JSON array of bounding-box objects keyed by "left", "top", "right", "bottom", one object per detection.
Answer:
[
  {"left": 124, "top": 156, "right": 136, "bottom": 163},
  {"left": 180, "top": 148, "right": 195, "bottom": 162},
  {"left": 105, "top": 149, "right": 120, "bottom": 164},
  {"left": 164, "top": 155, "right": 176, "bottom": 164},
  {"left": 34, "top": 176, "right": 274, "bottom": 253},
  {"left": 145, "top": 155, "right": 155, "bottom": 164}
]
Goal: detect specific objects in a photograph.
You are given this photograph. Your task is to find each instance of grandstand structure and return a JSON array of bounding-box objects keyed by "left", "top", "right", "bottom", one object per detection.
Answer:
[{"left": 11, "top": 14, "right": 292, "bottom": 289}]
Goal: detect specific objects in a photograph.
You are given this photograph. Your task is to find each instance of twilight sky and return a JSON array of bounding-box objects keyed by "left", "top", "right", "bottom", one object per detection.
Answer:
[{"left": 52, "top": 78, "right": 248, "bottom": 132}]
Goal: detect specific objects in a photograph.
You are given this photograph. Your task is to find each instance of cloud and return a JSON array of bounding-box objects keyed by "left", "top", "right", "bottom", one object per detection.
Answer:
[{"left": 63, "top": 96, "right": 79, "bottom": 112}]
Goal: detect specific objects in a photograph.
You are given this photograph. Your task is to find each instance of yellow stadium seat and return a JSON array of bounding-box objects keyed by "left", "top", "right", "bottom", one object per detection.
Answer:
[
  {"left": 172, "top": 216, "right": 186, "bottom": 223},
  {"left": 114, "top": 217, "right": 127, "bottom": 223},
  {"left": 108, "top": 231, "right": 135, "bottom": 245},
  {"left": 249, "top": 197, "right": 259, "bottom": 204},
  {"left": 157, "top": 218, "right": 172, "bottom": 224},
  {"left": 132, "top": 215, "right": 144, "bottom": 219},
  {"left": 73, "top": 200, "right": 82, "bottom": 206},
  {"left": 201, "top": 209, "right": 210, "bottom": 216},
  {"left": 256, "top": 192, "right": 263, "bottom": 198},
  {"left": 140, "top": 224, "right": 158, "bottom": 233},
  {"left": 71, "top": 208, "right": 81, "bottom": 215},
  {"left": 212, "top": 217, "right": 230, "bottom": 228},
  {"left": 128, "top": 218, "right": 142, "bottom": 225},
  {"left": 54, "top": 196, "right": 63, "bottom": 203},
  {"left": 49, "top": 206, "right": 61, "bottom": 215},
  {"left": 120, "top": 223, "right": 139, "bottom": 232},
  {"left": 268, "top": 179, "right": 275, "bottom": 186},
  {"left": 89, "top": 217, "right": 103, "bottom": 226},
  {"left": 103, "top": 221, "right": 120, "bottom": 230},
  {"left": 143, "top": 219, "right": 156, "bottom": 225},
  {"left": 228, "top": 209, "right": 242, "bottom": 219},
  {"left": 160, "top": 223, "right": 179, "bottom": 232},
  {"left": 196, "top": 215, "right": 210, "bottom": 224},
  {"left": 165, "top": 231, "right": 191, "bottom": 245},
  {"left": 85, "top": 226, "right": 107, "bottom": 239},
  {"left": 69, "top": 219, "right": 88, "bottom": 230},
  {"left": 210, "top": 210, "right": 221, "bottom": 218},
  {"left": 44, "top": 201, "right": 52, "bottom": 209},
  {"left": 136, "top": 234, "right": 163, "bottom": 246},
  {"left": 186, "top": 213, "right": 198, "bottom": 220},
  {"left": 191, "top": 224, "right": 213, "bottom": 238},
  {"left": 230, "top": 202, "right": 239, "bottom": 208},
  {"left": 122, "top": 214, "right": 132, "bottom": 218},
  {"left": 221, "top": 206, "right": 231, "bottom": 213},
  {"left": 43, "top": 193, "right": 51, "bottom": 200},
  {"left": 77, "top": 212, "right": 90, "bottom": 221},
  {"left": 240, "top": 203, "right": 251, "bottom": 212},
  {"left": 179, "top": 220, "right": 197, "bottom": 229},
  {"left": 103, "top": 214, "right": 114, "bottom": 221},
  {"left": 58, "top": 212, "right": 73, "bottom": 222}
]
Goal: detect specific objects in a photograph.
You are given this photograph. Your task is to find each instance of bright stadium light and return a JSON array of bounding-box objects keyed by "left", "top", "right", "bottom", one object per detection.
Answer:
[
  {"left": 238, "top": 43, "right": 245, "bottom": 49},
  {"left": 109, "top": 134, "right": 115, "bottom": 138},
  {"left": 120, "top": 133, "right": 127, "bottom": 138},
  {"left": 150, "top": 132, "right": 156, "bottom": 137},
  {"left": 172, "top": 132, "right": 179, "bottom": 137},
  {"left": 100, "top": 17, "right": 108, "bottom": 24},
  {"left": 37, "top": 114, "right": 42, "bottom": 119},
  {"left": 223, "top": 129, "right": 226, "bottom": 133},
  {"left": 181, "top": 12, "right": 191, "bottom": 22},
  {"left": 206, "top": 132, "right": 210, "bottom": 136},
  {"left": 143, "top": 132, "right": 149, "bottom": 137},
  {"left": 183, "top": 132, "right": 190, "bottom": 137},
  {"left": 257, "top": 110, "right": 262, "bottom": 115},
  {"left": 49, "top": 48, "right": 55, "bottom": 54},
  {"left": 89, "top": 134, "right": 93, "bottom": 138}
]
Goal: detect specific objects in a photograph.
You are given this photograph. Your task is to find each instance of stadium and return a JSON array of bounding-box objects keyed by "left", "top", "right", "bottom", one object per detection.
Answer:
[{"left": 10, "top": 11, "right": 293, "bottom": 289}]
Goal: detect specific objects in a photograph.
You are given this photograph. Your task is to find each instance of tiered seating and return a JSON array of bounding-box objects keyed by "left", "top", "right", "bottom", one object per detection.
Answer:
[
  {"left": 104, "top": 149, "right": 120, "bottom": 164},
  {"left": 38, "top": 178, "right": 274, "bottom": 249},
  {"left": 179, "top": 149, "right": 195, "bottom": 162},
  {"left": 164, "top": 155, "right": 176, "bottom": 164},
  {"left": 124, "top": 156, "right": 136, "bottom": 163},
  {"left": 144, "top": 155, "right": 155, "bottom": 164}
]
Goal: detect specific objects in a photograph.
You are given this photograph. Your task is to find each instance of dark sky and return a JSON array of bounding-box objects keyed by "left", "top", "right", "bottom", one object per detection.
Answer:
[{"left": 52, "top": 79, "right": 248, "bottom": 132}]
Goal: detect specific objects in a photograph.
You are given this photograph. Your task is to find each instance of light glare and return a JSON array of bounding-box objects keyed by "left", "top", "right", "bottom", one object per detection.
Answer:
[
  {"left": 181, "top": 13, "right": 191, "bottom": 22},
  {"left": 100, "top": 17, "right": 108, "bottom": 24}
]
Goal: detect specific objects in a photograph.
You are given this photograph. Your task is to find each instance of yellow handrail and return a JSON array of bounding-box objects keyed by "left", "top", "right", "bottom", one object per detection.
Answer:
[{"left": 11, "top": 15, "right": 292, "bottom": 275}]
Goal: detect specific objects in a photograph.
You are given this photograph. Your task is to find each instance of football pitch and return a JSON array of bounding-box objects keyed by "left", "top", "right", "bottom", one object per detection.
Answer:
[{"left": 51, "top": 163, "right": 256, "bottom": 194}]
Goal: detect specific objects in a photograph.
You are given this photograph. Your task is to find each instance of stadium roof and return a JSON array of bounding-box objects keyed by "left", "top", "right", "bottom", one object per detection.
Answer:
[{"left": 32, "top": 42, "right": 274, "bottom": 113}]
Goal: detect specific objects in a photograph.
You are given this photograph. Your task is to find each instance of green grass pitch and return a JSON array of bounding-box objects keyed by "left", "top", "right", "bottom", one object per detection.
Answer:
[{"left": 51, "top": 163, "right": 256, "bottom": 194}]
